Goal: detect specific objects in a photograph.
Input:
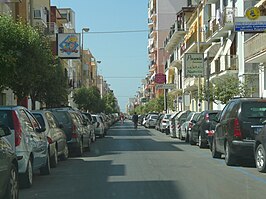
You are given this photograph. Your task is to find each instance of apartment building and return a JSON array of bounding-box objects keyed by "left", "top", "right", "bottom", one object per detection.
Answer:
[
  {"left": 146, "top": 0, "right": 187, "bottom": 102},
  {"left": 161, "top": 0, "right": 265, "bottom": 112},
  {"left": 0, "top": 0, "right": 100, "bottom": 108}
]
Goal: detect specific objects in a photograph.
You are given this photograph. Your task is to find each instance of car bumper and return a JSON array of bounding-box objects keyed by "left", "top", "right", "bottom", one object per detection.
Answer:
[{"left": 231, "top": 140, "right": 255, "bottom": 157}]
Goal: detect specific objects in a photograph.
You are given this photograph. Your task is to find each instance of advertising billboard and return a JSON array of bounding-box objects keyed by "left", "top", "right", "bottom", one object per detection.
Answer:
[{"left": 57, "top": 33, "right": 81, "bottom": 59}]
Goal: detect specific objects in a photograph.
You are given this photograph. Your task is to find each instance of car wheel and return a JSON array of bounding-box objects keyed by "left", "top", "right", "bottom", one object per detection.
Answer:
[
  {"left": 19, "top": 159, "right": 33, "bottom": 188},
  {"left": 189, "top": 134, "right": 196, "bottom": 145},
  {"left": 40, "top": 154, "right": 51, "bottom": 175},
  {"left": 5, "top": 164, "right": 19, "bottom": 199},
  {"left": 61, "top": 145, "right": 69, "bottom": 161},
  {"left": 225, "top": 141, "right": 236, "bottom": 166},
  {"left": 92, "top": 133, "right": 96, "bottom": 142},
  {"left": 198, "top": 134, "right": 206, "bottom": 148},
  {"left": 212, "top": 137, "right": 221, "bottom": 158},
  {"left": 50, "top": 147, "right": 58, "bottom": 168},
  {"left": 255, "top": 144, "right": 266, "bottom": 172},
  {"left": 76, "top": 141, "right": 83, "bottom": 156},
  {"left": 185, "top": 130, "right": 189, "bottom": 143}
]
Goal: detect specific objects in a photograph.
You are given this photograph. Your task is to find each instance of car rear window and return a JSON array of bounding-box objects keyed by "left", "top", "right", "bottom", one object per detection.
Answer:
[
  {"left": 242, "top": 101, "right": 266, "bottom": 118},
  {"left": 52, "top": 111, "right": 70, "bottom": 124},
  {"left": 0, "top": 110, "right": 13, "bottom": 129},
  {"left": 209, "top": 113, "right": 219, "bottom": 121},
  {"left": 32, "top": 114, "right": 45, "bottom": 128}
]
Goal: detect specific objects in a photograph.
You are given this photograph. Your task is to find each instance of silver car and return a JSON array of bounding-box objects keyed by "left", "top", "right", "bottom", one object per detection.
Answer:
[
  {"left": 32, "top": 110, "right": 69, "bottom": 167},
  {"left": 0, "top": 106, "right": 50, "bottom": 188},
  {"left": 92, "top": 114, "right": 105, "bottom": 138}
]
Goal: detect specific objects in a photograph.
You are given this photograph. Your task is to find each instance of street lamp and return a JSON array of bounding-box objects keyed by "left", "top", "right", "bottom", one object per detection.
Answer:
[{"left": 81, "top": 27, "right": 90, "bottom": 86}]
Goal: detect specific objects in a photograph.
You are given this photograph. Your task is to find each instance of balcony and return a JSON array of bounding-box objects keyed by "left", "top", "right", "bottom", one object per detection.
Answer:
[
  {"left": 210, "top": 55, "right": 238, "bottom": 82},
  {"left": 205, "top": 0, "right": 219, "bottom": 4},
  {"left": 184, "top": 77, "right": 200, "bottom": 92},
  {"left": 164, "top": 21, "right": 187, "bottom": 54},
  {"left": 245, "top": 33, "right": 266, "bottom": 63},
  {"left": 149, "top": 26, "right": 157, "bottom": 38},
  {"left": 205, "top": 8, "right": 236, "bottom": 43},
  {"left": 45, "top": 22, "right": 58, "bottom": 40},
  {"left": 32, "top": 8, "right": 47, "bottom": 29}
]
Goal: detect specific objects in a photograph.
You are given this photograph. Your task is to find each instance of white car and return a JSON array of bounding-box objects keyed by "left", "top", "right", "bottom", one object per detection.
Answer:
[{"left": 145, "top": 114, "right": 158, "bottom": 128}]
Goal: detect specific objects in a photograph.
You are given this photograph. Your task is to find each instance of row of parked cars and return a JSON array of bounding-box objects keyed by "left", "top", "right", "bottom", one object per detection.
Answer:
[
  {"left": 0, "top": 105, "right": 118, "bottom": 199},
  {"left": 138, "top": 97, "right": 266, "bottom": 173}
]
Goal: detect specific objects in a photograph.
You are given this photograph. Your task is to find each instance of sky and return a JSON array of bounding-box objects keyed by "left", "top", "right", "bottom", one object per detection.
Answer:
[{"left": 51, "top": 0, "right": 149, "bottom": 112}]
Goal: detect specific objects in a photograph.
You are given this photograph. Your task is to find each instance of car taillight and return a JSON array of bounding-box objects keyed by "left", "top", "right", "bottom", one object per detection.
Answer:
[
  {"left": 72, "top": 133, "right": 78, "bottom": 138},
  {"left": 233, "top": 118, "right": 242, "bottom": 138},
  {"left": 12, "top": 111, "right": 22, "bottom": 147},
  {"left": 71, "top": 124, "right": 78, "bottom": 138},
  {"left": 47, "top": 136, "right": 53, "bottom": 144},
  {"left": 72, "top": 124, "right": 77, "bottom": 132}
]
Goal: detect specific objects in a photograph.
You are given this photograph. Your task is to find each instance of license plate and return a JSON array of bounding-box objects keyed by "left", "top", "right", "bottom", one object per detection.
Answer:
[{"left": 251, "top": 125, "right": 263, "bottom": 134}]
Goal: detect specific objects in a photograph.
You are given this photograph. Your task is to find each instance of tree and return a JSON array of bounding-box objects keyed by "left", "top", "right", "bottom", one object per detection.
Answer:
[
  {"left": 43, "top": 61, "right": 69, "bottom": 108},
  {"left": 103, "top": 92, "right": 119, "bottom": 114},
  {"left": 73, "top": 86, "right": 104, "bottom": 113}
]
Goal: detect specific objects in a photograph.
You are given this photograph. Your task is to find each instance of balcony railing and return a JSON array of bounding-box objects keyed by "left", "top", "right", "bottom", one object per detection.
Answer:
[
  {"left": 205, "top": 7, "right": 236, "bottom": 41},
  {"left": 225, "top": 55, "right": 238, "bottom": 70},
  {"left": 245, "top": 33, "right": 266, "bottom": 61}
]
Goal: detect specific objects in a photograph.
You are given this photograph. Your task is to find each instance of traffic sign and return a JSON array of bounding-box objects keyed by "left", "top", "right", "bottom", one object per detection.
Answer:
[{"left": 155, "top": 84, "right": 175, "bottom": 90}]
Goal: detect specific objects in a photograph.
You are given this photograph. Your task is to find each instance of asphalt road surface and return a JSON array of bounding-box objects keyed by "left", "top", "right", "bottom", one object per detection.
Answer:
[{"left": 20, "top": 120, "right": 266, "bottom": 199}]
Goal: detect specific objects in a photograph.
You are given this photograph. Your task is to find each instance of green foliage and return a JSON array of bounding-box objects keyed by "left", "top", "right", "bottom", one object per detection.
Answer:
[
  {"left": 0, "top": 16, "right": 68, "bottom": 108},
  {"left": 133, "top": 95, "right": 164, "bottom": 114},
  {"left": 43, "top": 60, "right": 69, "bottom": 108},
  {"left": 73, "top": 86, "right": 104, "bottom": 113},
  {"left": 200, "top": 75, "right": 256, "bottom": 104},
  {"left": 102, "top": 92, "right": 119, "bottom": 114}
]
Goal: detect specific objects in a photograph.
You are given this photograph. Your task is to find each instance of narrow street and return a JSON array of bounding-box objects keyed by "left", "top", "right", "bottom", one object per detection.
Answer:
[{"left": 20, "top": 120, "right": 266, "bottom": 199}]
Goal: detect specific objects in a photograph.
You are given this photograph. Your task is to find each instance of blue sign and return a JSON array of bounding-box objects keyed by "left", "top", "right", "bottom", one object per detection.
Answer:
[{"left": 234, "top": 17, "right": 266, "bottom": 32}]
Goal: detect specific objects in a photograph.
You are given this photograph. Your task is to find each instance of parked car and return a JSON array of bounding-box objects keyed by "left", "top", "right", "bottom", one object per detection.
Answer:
[
  {"left": 169, "top": 112, "right": 180, "bottom": 138},
  {"left": 212, "top": 98, "right": 266, "bottom": 166},
  {"left": 0, "top": 125, "right": 19, "bottom": 199},
  {"left": 145, "top": 114, "right": 158, "bottom": 128},
  {"left": 32, "top": 110, "right": 69, "bottom": 168},
  {"left": 92, "top": 114, "right": 105, "bottom": 138},
  {"left": 82, "top": 112, "right": 96, "bottom": 142},
  {"left": 0, "top": 106, "right": 50, "bottom": 188},
  {"left": 254, "top": 121, "right": 266, "bottom": 172},
  {"left": 180, "top": 112, "right": 200, "bottom": 142},
  {"left": 174, "top": 110, "right": 191, "bottom": 139},
  {"left": 49, "top": 108, "right": 91, "bottom": 156},
  {"left": 155, "top": 114, "right": 164, "bottom": 131},
  {"left": 190, "top": 110, "right": 221, "bottom": 148},
  {"left": 159, "top": 114, "right": 171, "bottom": 134}
]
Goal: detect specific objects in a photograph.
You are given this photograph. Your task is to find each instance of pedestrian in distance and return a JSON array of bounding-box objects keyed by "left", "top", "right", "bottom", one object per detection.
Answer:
[
  {"left": 120, "top": 113, "right": 125, "bottom": 125},
  {"left": 132, "top": 112, "right": 138, "bottom": 129}
]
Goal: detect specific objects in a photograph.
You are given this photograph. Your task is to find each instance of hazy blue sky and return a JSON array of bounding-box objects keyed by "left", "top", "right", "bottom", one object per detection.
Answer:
[{"left": 51, "top": 0, "right": 149, "bottom": 112}]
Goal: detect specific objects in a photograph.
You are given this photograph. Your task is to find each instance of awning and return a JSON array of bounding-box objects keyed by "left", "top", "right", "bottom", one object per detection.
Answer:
[{"left": 204, "top": 42, "right": 221, "bottom": 58}]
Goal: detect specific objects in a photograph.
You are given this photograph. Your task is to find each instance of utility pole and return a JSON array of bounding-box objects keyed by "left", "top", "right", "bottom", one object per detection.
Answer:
[{"left": 197, "top": 0, "right": 201, "bottom": 112}]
